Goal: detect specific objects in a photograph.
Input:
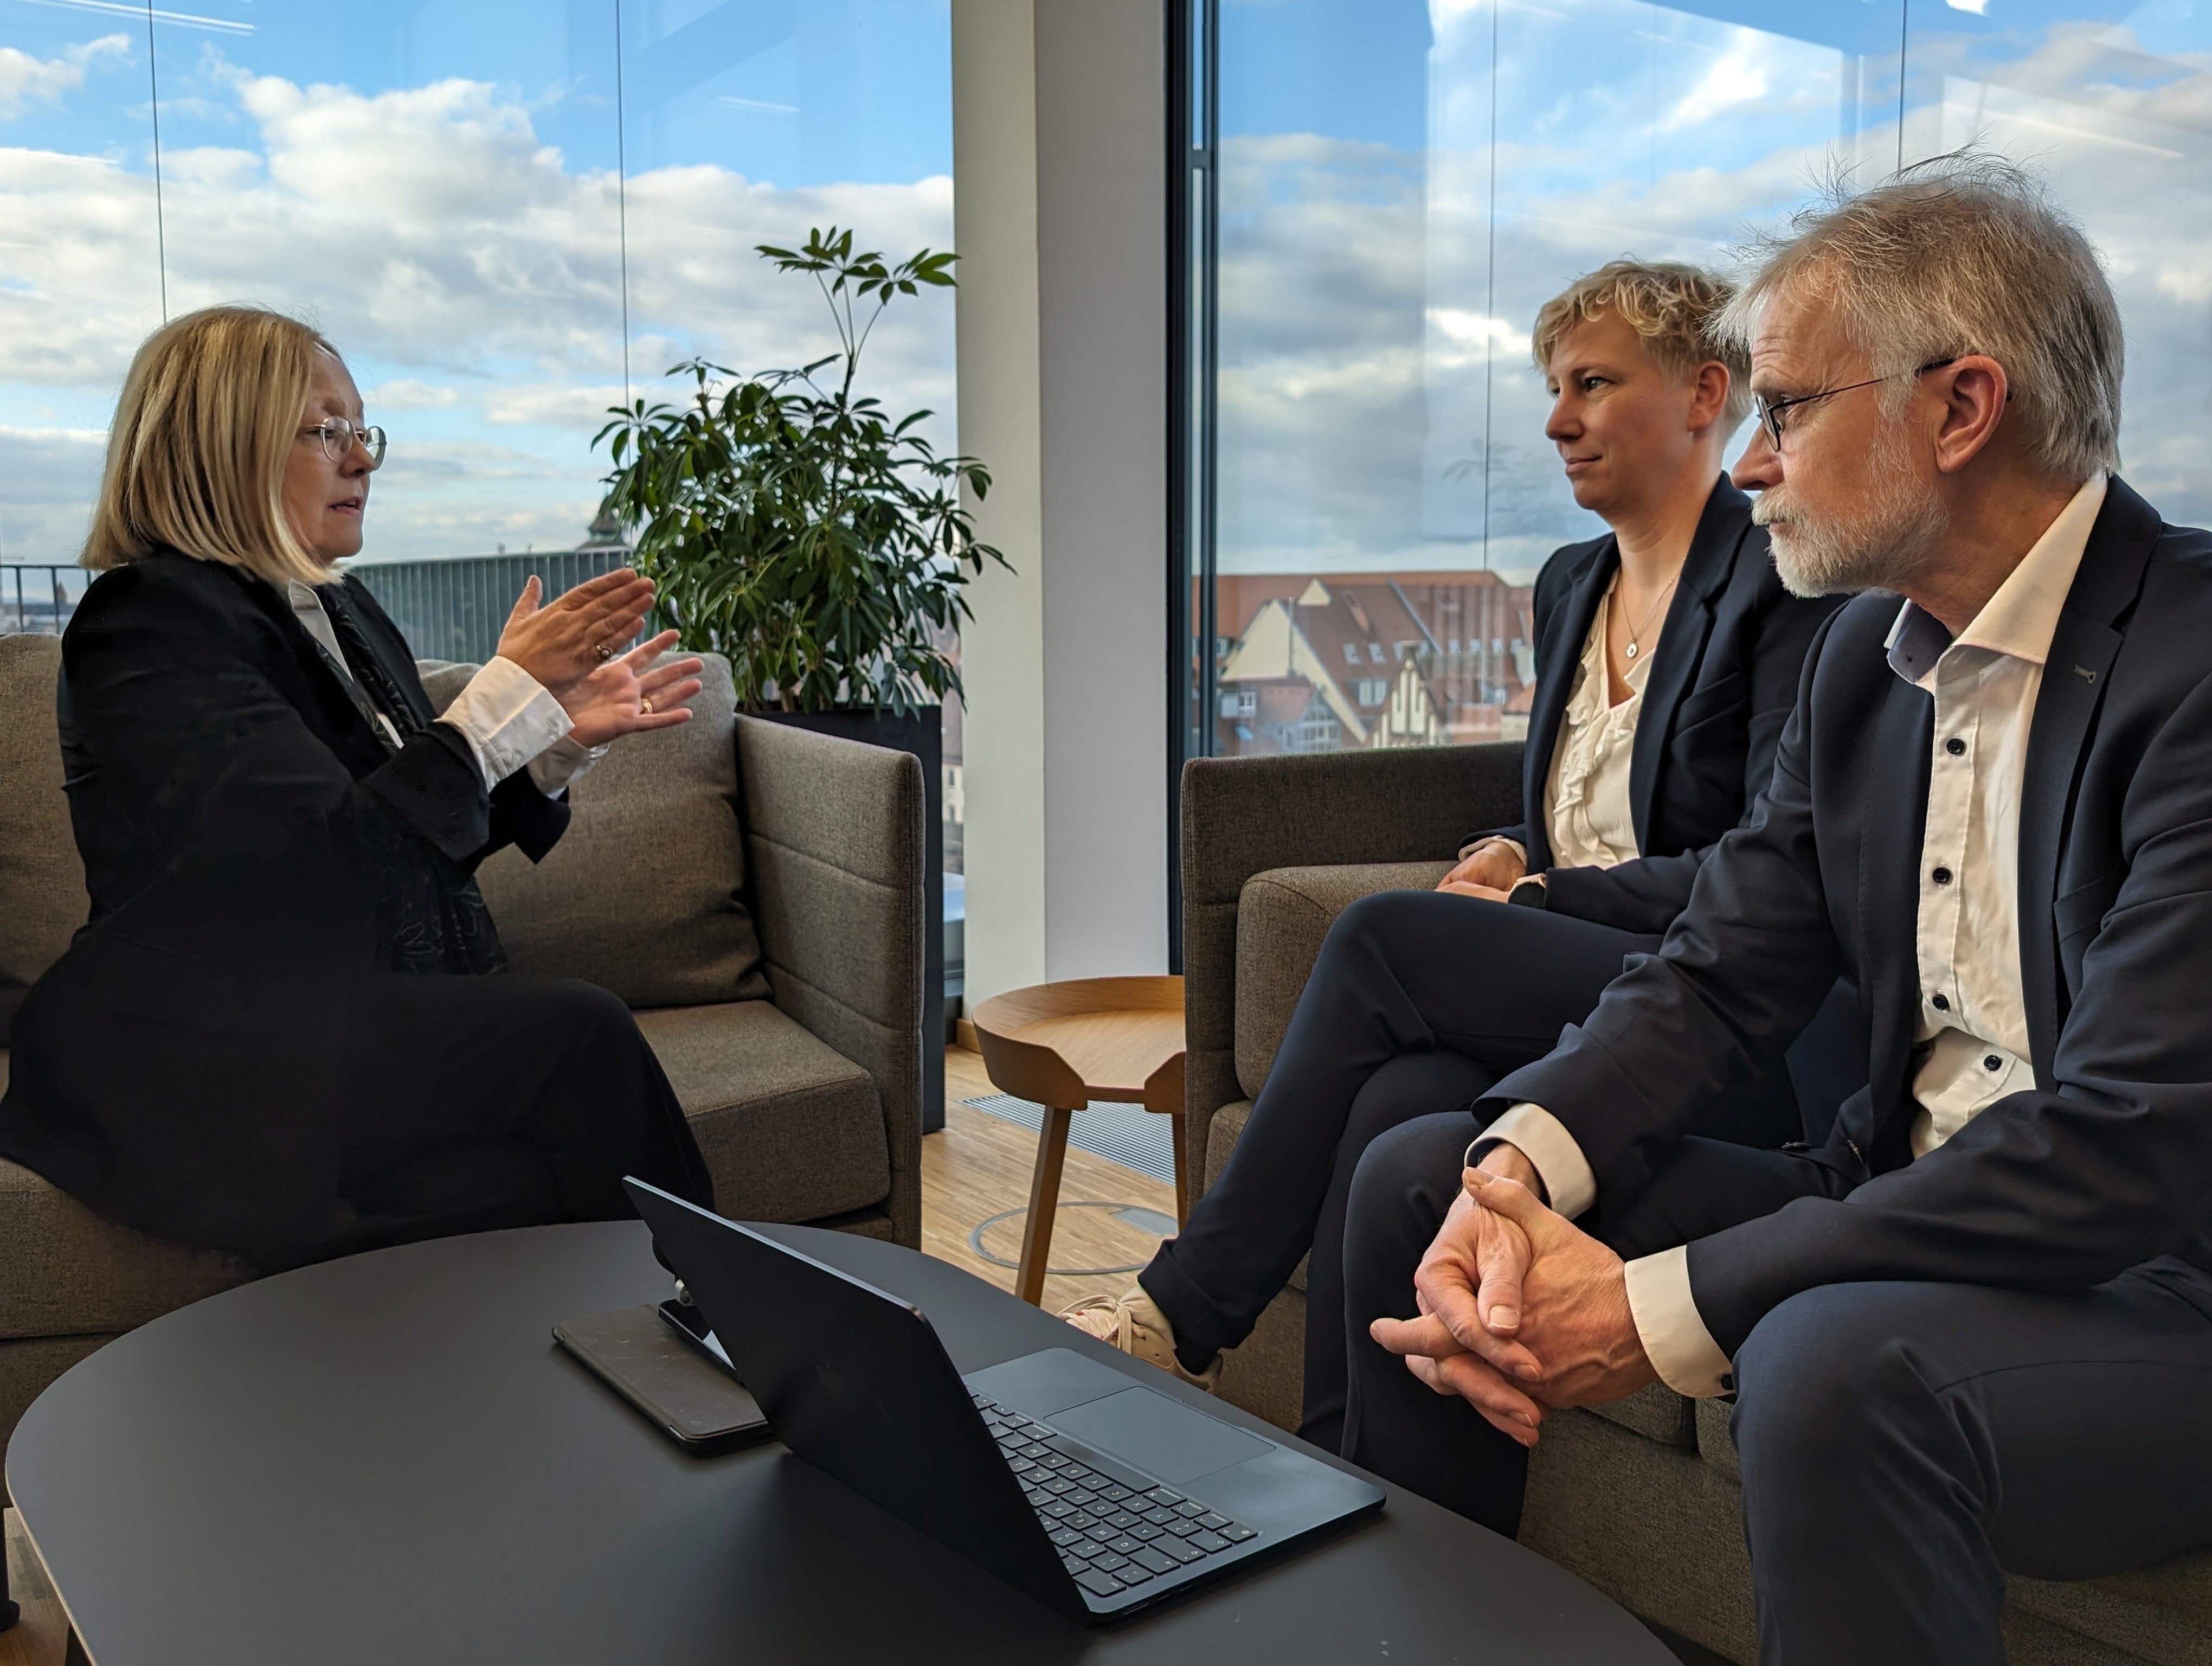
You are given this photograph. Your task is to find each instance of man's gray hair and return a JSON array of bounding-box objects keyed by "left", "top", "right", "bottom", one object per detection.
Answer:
[{"left": 1718, "top": 151, "right": 2123, "bottom": 483}]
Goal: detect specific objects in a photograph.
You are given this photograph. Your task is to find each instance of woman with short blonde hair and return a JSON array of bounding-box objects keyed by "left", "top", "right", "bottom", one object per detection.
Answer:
[{"left": 0, "top": 304, "right": 717, "bottom": 1266}]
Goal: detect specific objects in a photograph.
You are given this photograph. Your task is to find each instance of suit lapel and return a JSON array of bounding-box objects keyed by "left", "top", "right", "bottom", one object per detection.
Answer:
[
  {"left": 1628, "top": 476, "right": 1742, "bottom": 848},
  {"left": 2016, "top": 479, "right": 2157, "bottom": 1081}
]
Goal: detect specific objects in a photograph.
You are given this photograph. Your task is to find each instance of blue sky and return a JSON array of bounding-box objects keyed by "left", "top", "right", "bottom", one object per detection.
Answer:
[
  {"left": 8, "top": 0, "right": 2212, "bottom": 582},
  {"left": 0, "top": 0, "right": 955, "bottom": 565},
  {"left": 1211, "top": 0, "right": 2212, "bottom": 580}
]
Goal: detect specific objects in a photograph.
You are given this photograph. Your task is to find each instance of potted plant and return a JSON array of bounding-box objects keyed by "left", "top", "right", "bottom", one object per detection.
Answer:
[{"left": 596, "top": 228, "right": 1006, "bottom": 1133}]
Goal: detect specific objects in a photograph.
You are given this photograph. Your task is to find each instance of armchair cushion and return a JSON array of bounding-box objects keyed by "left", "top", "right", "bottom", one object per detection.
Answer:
[
  {"left": 633, "top": 1001, "right": 889, "bottom": 1223},
  {"left": 1234, "top": 861, "right": 1452, "bottom": 1100},
  {"left": 420, "top": 657, "right": 771, "bottom": 1010},
  {"left": 0, "top": 636, "right": 85, "bottom": 1046}
]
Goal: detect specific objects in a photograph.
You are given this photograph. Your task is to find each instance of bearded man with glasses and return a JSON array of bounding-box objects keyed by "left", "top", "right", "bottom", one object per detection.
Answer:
[{"left": 1341, "top": 152, "right": 2212, "bottom": 1664}]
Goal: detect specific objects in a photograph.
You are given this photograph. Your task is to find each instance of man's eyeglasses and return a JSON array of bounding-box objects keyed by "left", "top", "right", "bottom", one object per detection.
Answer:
[
  {"left": 299, "top": 417, "right": 387, "bottom": 469},
  {"left": 1751, "top": 358, "right": 1959, "bottom": 451}
]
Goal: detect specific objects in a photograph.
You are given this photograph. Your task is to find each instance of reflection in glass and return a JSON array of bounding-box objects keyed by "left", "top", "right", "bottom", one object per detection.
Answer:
[{"left": 1198, "top": 0, "right": 2210, "bottom": 757}]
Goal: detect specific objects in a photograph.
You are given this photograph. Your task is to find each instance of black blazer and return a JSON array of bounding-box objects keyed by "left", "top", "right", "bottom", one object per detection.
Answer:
[
  {"left": 1488, "top": 478, "right": 2212, "bottom": 1356},
  {"left": 1471, "top": 477, "right": 1843, "bottom": 935},
  {"left": 0, "top": 550, "right": 566, "bottom": 1261}
]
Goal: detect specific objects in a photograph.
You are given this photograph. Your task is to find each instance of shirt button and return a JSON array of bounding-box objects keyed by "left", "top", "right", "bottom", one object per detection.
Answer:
[
  {"left": 1932, "top": 992, "right": 1950, "bottom": 1011},
  {"left": 1984, "top": 1055, "right": 2003, "bottom": 1072},
  {"left": 1932, "top": 867, "right": 1953, "bottom": 885},
  {"left": 1945, "top": 737, "right": 1966, "bottom": 757}
]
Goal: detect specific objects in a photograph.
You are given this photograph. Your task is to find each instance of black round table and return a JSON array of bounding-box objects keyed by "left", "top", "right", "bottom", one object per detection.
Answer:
[{"left": 6, "top": 1221, "right": 1673, "bottom": 1664}]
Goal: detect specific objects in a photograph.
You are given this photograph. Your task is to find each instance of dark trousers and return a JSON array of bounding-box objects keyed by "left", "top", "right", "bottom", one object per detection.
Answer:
[
  {"left": 1140, "top": 889, "right": 1798, "bottom": 1449},
  {"left": 327, "top": 973, "right": 713, "bottom": 1257},
  {"left": 1341, "top": 1112, "right": 2212, "bottom": 1665}
]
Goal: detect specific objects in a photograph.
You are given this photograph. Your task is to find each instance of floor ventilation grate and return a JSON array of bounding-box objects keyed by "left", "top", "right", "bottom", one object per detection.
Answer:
[{"left": 961, "top": 1093, "right": 1178, "bottom": 1187}]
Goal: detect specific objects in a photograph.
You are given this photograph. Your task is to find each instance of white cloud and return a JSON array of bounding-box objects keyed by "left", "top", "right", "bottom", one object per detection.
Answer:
[
  {"left": 368, "top": 378, "right": 461, "bottom": 410},
  {"left": 0, "top": 34, "right": 128, "bottom": 121},
  {"left": 1662, "top": 33, "right": 1773, "bottom": 131},
  {"left": 0, "top": 52, "right": 956, "bottom": 562},
  {"left": 481, "top": 382, "right": 631, "bottom": 430},
  {"left": 1211, "top": 14, "right": 2212, "bottom": 581}
]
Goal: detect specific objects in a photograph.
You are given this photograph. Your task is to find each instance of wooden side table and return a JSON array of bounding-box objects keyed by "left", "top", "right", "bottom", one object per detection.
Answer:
[{"left": 967, "top": 975, "right": 1186, "bottom": 1306}]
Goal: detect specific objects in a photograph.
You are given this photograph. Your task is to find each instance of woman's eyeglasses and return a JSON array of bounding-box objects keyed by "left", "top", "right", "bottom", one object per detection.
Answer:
[{"left": 300, "top": 418, "right": 387, "bottom": 469}]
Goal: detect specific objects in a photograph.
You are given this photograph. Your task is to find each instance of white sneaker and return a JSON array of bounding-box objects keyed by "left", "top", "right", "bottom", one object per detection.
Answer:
[{"left": 1060, "top": 1285, "right": 1221, "bottom": 1393}]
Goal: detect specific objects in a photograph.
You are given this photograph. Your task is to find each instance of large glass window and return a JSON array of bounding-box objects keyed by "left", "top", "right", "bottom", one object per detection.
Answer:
[
  {"left": 1187, "top": 0, "right": 2212, "bottom": 757},
  {"left": 0, "top": 0, "right": 961, "bottom": 884}
]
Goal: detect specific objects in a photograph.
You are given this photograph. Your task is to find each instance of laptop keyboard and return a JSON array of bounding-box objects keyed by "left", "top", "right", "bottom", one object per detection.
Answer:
[{"left": 970, "top": 1393, "right": 1258, "bottom": 1599}]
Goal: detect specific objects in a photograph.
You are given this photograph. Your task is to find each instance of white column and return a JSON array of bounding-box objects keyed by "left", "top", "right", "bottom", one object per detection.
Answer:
[
  {"left": 953, "top": 0, "right": 1049, "bottom": 1001},
  {"left": 953, "top": 0, "right": 1170, "bottom": 1001}
]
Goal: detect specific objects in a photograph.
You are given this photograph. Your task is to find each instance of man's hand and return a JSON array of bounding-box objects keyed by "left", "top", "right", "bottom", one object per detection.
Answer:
[
  {"left": 558, "top": 630, "right": 704, "bottom": 747},
  {"left": 1371, "top": 1156, "right": 1658, "bottom": 1438},
  {"left": 496, "top": 569, "right": 658, "bottom": 697},
  {"left": 1368, "top": 1152, "right": 1550, "bottom": 1446},
  {"left": 1463, "top": 1170, "right": 1656, "bottom": 1410},
  {"left": 1437, "top": 837, "right": 1527, "bottom": 895}
]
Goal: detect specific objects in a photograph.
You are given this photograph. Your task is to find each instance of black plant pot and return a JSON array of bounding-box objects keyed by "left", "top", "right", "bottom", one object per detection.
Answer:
[{"left": 749, "top": 706, "right": 945, "bottom": 1136}]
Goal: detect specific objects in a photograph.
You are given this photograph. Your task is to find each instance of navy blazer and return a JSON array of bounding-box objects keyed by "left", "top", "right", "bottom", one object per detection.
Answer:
[
  {"left": 0, "top": 550, "right": 567, "bottom": 1263},
  {"left": 1472, "top": 477, "right": 1843, "bottom": 935},
  {"left": 1487, "top": 477, "right": 2212, "bottom": 1356}
]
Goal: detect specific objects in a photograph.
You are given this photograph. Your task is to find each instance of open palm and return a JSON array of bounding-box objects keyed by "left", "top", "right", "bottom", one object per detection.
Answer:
[{"left": 558, "top": 629, "right": 705, "bottom": 748}]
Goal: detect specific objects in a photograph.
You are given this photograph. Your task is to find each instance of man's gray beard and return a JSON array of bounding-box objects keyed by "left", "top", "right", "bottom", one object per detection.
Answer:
[{"left": 1754, "top": 460, "right": 1946, "bottom": 599}]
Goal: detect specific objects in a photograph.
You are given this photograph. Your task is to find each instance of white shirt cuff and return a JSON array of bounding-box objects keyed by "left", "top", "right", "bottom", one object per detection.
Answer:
[
  {"left": 436, "top": 656, "right": 574, "bottom": 790},
  {"left": 1470, "top": 1103, "right": 1597, "bottom": 1220},
  {"left": 527, "top": 733, "right": 609, "bottom": 798},
  {"left": 1623, "top": 1246, "right": 1733, "bottom": 1399},
  {"left": 1459, "top": 835, "right": 1529, "bottom": 864}
]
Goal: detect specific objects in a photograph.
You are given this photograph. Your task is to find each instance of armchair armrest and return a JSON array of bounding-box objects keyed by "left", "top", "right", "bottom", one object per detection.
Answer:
[
  {"left": 1179, "top": 744, "right": 1523, "bottom": 1186},
  {"left": 735, "top": 716, "right": 927, "bottom": 1247}
]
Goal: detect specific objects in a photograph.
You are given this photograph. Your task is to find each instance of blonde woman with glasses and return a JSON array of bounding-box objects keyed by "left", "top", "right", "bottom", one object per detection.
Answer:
[{"left": 0, "top": 305, "right": 714, "bottom": 1268}]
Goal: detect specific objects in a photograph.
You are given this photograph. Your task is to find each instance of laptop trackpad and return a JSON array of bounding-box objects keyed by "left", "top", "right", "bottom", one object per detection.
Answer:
[{"left": 1050, "top": 1386, "right": 1272, "bottom": 1484}]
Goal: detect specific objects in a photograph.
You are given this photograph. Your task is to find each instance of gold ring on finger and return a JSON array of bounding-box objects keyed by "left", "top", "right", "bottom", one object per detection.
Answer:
[
  {"left": 640, "top": 697, "right": 653, "bottom": 715},
  {"left": 594, "top": 643, "right": 615, "bottom": 662}
]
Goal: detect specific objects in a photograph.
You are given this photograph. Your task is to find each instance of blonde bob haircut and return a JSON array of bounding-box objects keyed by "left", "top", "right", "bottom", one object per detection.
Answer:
[
  {"left": 1532, "top": 260, "right": 1752, "bottom": 430},
  {"left": 84, "top": 304, "right": 345, "bottom": 588}
]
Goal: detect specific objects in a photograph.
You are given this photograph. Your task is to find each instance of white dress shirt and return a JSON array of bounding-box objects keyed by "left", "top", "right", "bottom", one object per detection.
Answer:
[
  {"left": 1482, "top": 473, "right": 2109, "bottom": 1398},
  {"left": 285, "top": 580, "right": 603, "bottom": 798},
  {"left": 1474, "top": 576, "right": 1648, "bottom": 872}
]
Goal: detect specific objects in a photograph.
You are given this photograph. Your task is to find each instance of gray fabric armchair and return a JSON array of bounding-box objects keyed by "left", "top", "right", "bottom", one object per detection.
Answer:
[
  {"left": 0, "top": 633, "right": 926, "bottom": 1464},
  {"left": 1181, "top": 742, "right": 2212, "bottom": 1666}
]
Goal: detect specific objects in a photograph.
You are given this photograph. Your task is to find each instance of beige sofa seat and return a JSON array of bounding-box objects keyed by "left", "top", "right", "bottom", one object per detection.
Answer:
[
  {"left": 1180, "top": 741, "right": 2212, "bottom": 1666},
  {"left": 632, "top": 1002, "right": 888, "bottom": 1227}
]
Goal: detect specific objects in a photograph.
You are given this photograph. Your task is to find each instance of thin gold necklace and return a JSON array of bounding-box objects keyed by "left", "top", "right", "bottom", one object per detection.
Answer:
[{"left": 1617, "top": 574, "right": 1678, "bottom": 662}]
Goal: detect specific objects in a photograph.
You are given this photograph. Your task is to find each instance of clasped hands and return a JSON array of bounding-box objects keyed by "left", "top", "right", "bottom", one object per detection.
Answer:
[
  {"left": 496, "top": 569, "right": 704, "bottom": 748},
  {"left": 1368, "top": 1151, "right": 1656, "bottom": 1447}
]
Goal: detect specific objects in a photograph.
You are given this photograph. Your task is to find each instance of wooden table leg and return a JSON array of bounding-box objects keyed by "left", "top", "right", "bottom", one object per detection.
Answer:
[{"left": 1015, "top": 1104, "right": 1075, "bottom": 1306}]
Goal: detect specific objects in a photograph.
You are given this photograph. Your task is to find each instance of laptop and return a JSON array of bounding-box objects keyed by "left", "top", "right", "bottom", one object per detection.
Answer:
[{"left": 625, "top": 1180, "right": 1385, "bottom": 1624}]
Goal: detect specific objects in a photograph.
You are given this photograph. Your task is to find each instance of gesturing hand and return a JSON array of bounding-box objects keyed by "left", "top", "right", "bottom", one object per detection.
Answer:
[
  {"left": 558, "top": 631, "right": 704, "bottom": 748},
  {"left": 496, "top": 569, "right": 658, "bottom": 697},
  {"left": 1436, "top": 837, "right": 1526, "bottom": 895}
]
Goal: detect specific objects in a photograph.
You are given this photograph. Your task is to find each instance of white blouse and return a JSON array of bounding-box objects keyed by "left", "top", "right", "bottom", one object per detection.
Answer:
[{"left": 1541, "top": 576, "right": 1650, "bottom": 869}]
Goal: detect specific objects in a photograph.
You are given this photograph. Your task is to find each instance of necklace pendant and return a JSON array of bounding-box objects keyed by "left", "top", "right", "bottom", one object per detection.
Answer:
[{"left": 1624, "top": 642, "right": 1639, "bottom": 659}]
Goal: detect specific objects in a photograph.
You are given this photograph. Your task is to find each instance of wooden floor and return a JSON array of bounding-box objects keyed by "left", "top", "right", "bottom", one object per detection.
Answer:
[
  {"left": 928, "top": 1043, "right": 1180, "bottom": 1315},
  {"left": 0, "top": 1045, "right": 1178, "bottom": 1666}
]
